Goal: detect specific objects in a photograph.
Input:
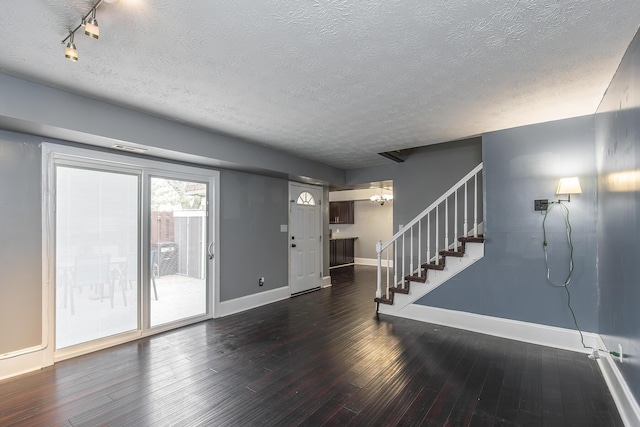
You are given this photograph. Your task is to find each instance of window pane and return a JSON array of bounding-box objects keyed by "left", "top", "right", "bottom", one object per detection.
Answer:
[
  {"left": 297, "top": 191, "right": 316, "bottom": 206},
  {"left": 56, "top": 167, "right": 139, "bottom": 349},
  {"left": 150, "top": 177, "right": 207, "bottom": 326}
]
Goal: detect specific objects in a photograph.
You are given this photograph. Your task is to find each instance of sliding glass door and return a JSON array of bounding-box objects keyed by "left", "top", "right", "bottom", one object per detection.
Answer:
[
  {"left": 55, "top": 166, "right": 139, "bottom": 349},
  {"left": 48, "top": 144, "right": 217, "bottom": 358}
]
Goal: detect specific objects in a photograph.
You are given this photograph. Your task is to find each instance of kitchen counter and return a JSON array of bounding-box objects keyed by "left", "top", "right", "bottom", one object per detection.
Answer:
[{"left": 329, "top": 236, "right": 358, "bottom": 241}]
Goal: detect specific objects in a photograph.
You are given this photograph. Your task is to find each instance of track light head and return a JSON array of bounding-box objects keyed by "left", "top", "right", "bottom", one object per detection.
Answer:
[
  {"left": 84, "top": 9, "right": 99, "bottom": 39},
  {"left": 64, "top": 33, "right": 78, "bottom": 62},
  {"left": 60, "top": 0, "right": 119, "bottom": 61}
]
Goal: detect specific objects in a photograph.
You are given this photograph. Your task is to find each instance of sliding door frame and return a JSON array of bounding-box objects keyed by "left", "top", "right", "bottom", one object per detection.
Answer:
[{"left": 42, "top": 143, "right": 220, "bottom": 364}]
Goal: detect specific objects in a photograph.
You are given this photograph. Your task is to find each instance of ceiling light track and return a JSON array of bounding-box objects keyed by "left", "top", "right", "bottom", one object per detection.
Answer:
[{"left": 61, "top": 0, "right": 119, "bottom": 61}]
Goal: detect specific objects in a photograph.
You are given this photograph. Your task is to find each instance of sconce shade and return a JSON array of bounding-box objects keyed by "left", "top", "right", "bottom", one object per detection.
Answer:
[{"left": 556, "top": 177, "right": 582, "bottom": 195}]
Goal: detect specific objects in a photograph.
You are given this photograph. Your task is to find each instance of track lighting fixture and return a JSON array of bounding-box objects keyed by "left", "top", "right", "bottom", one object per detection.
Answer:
[
  {"left": 84, "top": 9, "right": 99, "bottom": 39},
  {"left": 61, "top": 0, "right": 119, "bottom": 61}
]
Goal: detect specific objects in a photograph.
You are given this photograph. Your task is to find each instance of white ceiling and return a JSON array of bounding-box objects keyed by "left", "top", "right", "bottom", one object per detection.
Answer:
[{"left": 0, "top": 1, "right": 638, "bottom": 169}]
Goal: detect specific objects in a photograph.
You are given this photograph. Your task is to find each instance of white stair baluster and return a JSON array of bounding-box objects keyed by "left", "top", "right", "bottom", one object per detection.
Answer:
[
  {"left": 418, "top": 220, "right": 422, "bottom": 277},
  {"left": 435, "top": 206, "right": 439, "bottom": 263},
  {"left": 464, "top": 182, "right": 468, "bottom": 237},
  {"left": 402, "top": 232, "right": 406, "bottom": 287},
  {"left": 427, "top": 213, "right": 431, "bottom": 264},
  {"left": 376, "top": 240, "right": 382, "bottom": 299},
  {"left": 386, "top": 249, "right": 390, "bottom": 294},
  {"left": 454, "top": 190, "right": 458, "bottom": 251},
  {"left": 394, "top": 241, "right": 398, "bottom": 289},
  {"left": 474, "top": 173, "right": 478, "bottom": 238},
  {"left": 445, "top": 198, "right": 449, "bottom": 251},
  {"left": 410, "top": 226, "right": 414, "bottom": 276}
]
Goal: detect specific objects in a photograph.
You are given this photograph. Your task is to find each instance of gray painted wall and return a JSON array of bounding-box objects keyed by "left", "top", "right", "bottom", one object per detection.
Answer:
[
  {"left": 0, "top": 131, "right": 42, "bottom": 354},
  {"left": 595, "top": 29, "right": 640, "bottom": 404},
  {"left": 0, "top": 73, "right": 344, "bottom": 185},
  {"left": 329, "top": 200, "right": 393, "bottom": 260},
  {"left": 219, "top": 170, "right": 288, "bottom": 301},
  {"left": 417, "top": 116, "right": 600, "bottom": 331},
  {"left": 347, "top": 138, "right": 483, "bottom": 237}
]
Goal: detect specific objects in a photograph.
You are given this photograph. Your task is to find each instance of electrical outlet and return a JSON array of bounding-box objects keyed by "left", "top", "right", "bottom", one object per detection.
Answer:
[
  {"left": 534, "top": 199, "right": 549, "bottom": 211},
  {"left": 259, "top": 277, "right": 265, "bottom": 286}
]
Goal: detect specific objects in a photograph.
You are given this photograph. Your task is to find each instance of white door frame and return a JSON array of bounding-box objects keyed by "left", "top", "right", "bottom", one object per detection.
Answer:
[{"left": 288, "top": 182, "right": 323, "bottom": 295}]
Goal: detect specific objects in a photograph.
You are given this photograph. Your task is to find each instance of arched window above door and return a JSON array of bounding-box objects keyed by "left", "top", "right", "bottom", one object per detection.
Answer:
[{"left": 296, "top": 191, "right": 316, "bottom": 206}]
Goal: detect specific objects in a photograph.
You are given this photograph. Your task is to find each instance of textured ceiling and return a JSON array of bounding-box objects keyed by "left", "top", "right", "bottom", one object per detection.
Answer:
[{"left": 0, "top": 1, "right": 638, "bottom": 169}]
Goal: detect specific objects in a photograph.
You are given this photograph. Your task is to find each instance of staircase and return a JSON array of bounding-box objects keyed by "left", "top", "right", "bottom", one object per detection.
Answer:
[{"left": 374, "top": 163, "right": 485, "bottom": 314}]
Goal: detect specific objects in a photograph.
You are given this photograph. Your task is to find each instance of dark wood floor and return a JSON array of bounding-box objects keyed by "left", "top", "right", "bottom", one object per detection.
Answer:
[{"left": 0, "top": 266, "right": 623, "bottom": 426}]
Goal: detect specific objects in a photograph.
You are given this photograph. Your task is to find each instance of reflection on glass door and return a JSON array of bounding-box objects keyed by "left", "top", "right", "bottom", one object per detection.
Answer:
[
  {"left": 55, "top": 166, "right": 139, "bottom": 349},
  {"left": 150, "top": 177, "right": 207, "bottom": 327}
]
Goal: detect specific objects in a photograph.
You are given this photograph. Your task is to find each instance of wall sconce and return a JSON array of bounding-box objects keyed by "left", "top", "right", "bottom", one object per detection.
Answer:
[
  {"left": 556, "top": 177, "right": 582, "bottom": 202},
  {"left": 534, "top": 176, "right": 582, "bottom": 211}
]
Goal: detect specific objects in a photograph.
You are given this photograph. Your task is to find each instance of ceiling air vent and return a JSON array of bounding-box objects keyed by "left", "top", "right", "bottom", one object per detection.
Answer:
[
  {"left": 378, "top": 150, "right": 405, "bottom": 163},
  {"left": 112, "top": 144, "right": 148, "bottom": 154}
]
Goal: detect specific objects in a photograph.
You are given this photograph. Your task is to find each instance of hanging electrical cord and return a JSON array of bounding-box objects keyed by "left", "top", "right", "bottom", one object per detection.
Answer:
[{"left": 542, "top": 201, "right": 621, "bottom": 359}]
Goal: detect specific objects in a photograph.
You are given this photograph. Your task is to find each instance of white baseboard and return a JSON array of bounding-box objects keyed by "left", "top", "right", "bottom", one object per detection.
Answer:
[
  {"left": 355, "top": 257, "right": 394, "bottom": 268},
  {"left": 218, "top": 286, "right": 290, "bottom": 317},
  {"left": 596, "top": 336, "right": 640, "bottom": 427},
  {"left": 394, "top": 304, "right": 598, "bottom": 353},
  {"left": 0, "top": 346, "right": 47, "bottom": 381},
  {"left": 322, "top": 276, "right": 332, "bottom": 288}
]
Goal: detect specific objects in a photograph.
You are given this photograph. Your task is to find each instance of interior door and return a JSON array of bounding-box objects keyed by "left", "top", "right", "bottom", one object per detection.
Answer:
[{"left": 289, "top": 183, "right": 322, "bottom": 295}]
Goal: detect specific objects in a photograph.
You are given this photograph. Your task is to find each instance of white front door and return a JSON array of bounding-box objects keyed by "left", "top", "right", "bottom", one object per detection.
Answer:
[{"left": 289, "top": 183, "right": 322, "bottom": 295}]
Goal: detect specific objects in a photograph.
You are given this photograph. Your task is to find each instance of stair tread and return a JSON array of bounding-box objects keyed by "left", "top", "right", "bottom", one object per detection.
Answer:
[
  {"left": 390, "top": 286, "right": 410, "bottom": 294},
  {"left": 374, "top": 297, "right": 393, "bottom": 305},
  {"left": 439, "top": 250, "right": 464, "bottom": 257},
  {"left": 405, "top": 275, "right": 427, "bottom": 283},
  {"left": 422, "top": 262, "right": 445, "bottom": 270},
  {"left": 458, "top": 236, "right": 485, "bottom": 243}
]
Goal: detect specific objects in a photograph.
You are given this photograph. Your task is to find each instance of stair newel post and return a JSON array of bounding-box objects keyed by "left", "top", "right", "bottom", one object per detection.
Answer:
[
  {"left": 427, "top": 212, "right": 431, "bottom": 264},
  {"left": 473, "top": 173, "right": 478, "bottom": 238},
  {"left": 445, "top": 198, "right": 449, "bottom": 251},
  {"left": 454, "top": 190, "right": 458, "bottom": 251},
  {"left": 410, "top": 226, "right": 414, "bottom": 278},
  {"left": 376, "top": 240, "right": 382, "bottom": 299},
  {"left": 464, "top": 182, "right": 468, "bottom": 237}
]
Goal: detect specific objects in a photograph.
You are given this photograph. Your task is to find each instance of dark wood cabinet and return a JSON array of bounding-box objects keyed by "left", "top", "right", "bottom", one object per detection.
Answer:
[
  {"left": 330, "top": 238, "right": 355, "bottom": 267},
  {"left": 329, "top": 201, "right": 354, "bottom": 224}
]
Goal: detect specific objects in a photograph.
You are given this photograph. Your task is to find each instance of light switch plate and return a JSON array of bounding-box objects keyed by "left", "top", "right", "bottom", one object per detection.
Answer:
[{"left": 280, "top": 224, "right": 288, "bottom": 232}]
